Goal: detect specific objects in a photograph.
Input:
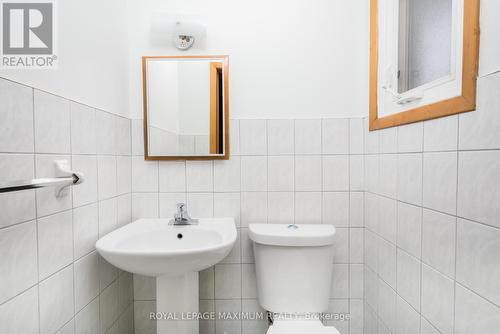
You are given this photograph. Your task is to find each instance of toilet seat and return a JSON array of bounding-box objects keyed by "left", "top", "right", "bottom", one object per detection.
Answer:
[{"left": 266, "top": 320, "right": 341, "bottom": 334}]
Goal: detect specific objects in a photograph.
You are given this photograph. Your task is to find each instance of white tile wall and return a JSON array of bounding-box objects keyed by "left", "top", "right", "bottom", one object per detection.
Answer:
[
  {"left": 0, "top": 78, "right": 134, "bottom": 334},
  {"left": 5, "top": 67, "right": 500, "bottom": 334},
  {"left": 364, "top": 71, "right": 500, "bottom": 334},
  {"left": 129, "top": 117, "right": 366, "bottom": 334}
]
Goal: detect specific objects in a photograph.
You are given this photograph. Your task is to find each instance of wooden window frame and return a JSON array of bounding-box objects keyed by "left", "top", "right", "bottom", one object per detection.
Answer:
[{"left": 369, "top": 0, "right": 480, "bottom": 131}]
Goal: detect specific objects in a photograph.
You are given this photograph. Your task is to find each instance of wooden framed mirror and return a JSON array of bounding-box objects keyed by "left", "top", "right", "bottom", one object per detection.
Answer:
[
  {"left": 369, "top": 0, "right": 480, "bottom": 130},
  {"left": 142, "top": 55, "right": 229, "bottom": 160}
]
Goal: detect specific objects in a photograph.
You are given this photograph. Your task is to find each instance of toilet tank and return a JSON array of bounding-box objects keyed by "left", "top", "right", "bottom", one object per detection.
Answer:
[{"left": 248, "top": 224, "right": 335, "bottom": 314}]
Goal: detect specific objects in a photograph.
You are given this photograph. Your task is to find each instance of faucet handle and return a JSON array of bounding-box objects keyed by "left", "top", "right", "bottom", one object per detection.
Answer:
[{"left": 176, "top": 203, "right": 186, "bottom": 213}]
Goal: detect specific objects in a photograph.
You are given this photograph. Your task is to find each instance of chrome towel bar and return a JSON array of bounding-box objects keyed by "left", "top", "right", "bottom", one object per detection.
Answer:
[{"left": 0, "top": 160, "right": 84, "bottom": 198}]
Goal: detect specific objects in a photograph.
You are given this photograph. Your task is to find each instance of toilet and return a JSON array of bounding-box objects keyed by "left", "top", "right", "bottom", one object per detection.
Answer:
[{"left": 248, "top": 224, "right": 341, "bottom": 334}]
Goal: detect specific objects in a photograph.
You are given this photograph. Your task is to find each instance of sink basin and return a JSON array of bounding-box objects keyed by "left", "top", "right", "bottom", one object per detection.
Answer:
[
  {"left": 96, "top": 218, "right": 237, "bottom": 276},
  {"left": 96, "top": 217, "right": 237, "bottom": 334}
]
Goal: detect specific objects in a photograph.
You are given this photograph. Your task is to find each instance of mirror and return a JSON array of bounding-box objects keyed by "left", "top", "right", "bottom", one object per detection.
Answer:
[
  {"left": 142, "top": 56, "right": 229, "bottom": 160},
  {"left": 369, "top": 0, "right": 480, "bottom": 130}
]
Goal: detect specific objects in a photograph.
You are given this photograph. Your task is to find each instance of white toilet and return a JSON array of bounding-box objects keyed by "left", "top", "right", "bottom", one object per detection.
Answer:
[{"left": 248, "top": 224, "right": 341, "bottom": 334}]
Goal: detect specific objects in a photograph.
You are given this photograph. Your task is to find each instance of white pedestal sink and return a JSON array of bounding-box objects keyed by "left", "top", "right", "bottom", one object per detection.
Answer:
[{"left": 95, "top": 218, "right": 237, "bottom": 334}]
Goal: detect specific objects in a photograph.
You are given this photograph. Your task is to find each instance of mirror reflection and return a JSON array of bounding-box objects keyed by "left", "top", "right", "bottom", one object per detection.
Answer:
[
  {"left": 397, "top": 0, "right": 453, "bottom": 93},
  {"left": 143, "top": 56, "right": 229, "bottom": 159}
]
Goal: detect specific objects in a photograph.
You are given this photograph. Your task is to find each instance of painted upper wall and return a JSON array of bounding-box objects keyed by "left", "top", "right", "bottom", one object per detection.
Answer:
[
  {"left": 0, "top": 0, "right": 130, "bottom": 117},
  {"left": 1, "top": 0, "right": 497, "bottom": 120},
  {"left": 127, "top": 0, "right": 371, "bottom": 119}
]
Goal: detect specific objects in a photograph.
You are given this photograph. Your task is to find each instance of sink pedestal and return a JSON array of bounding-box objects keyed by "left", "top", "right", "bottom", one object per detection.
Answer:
[{"left": 156, "top": 272, "right": 199, "bottom": 334}]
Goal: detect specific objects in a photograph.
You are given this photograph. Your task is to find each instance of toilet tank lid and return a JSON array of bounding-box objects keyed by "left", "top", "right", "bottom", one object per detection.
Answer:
[{"left": 248, "top": 224, "right": 336, "bottom": 247}]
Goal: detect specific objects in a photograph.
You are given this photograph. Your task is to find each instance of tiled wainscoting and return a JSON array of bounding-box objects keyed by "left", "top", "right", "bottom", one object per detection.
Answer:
[
  {"left": 130, "top": 117, "right": 366, "bottom": 334},
  {"left": 363, "top": 71, "right": 500, "bottom": 334},
  {"left": 0, "top": 78, "right": 134, "bottom": 334}
]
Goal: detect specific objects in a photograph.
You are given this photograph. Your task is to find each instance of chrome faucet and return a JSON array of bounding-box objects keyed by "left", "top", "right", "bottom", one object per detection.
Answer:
[{"left": 170, "top": 203, "right": 198, "bottom": 225}]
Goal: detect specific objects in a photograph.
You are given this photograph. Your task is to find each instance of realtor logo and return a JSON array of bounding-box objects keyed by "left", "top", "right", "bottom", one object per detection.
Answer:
[{"left": 1, "top": 0, "right": 57, "bottom": 68}]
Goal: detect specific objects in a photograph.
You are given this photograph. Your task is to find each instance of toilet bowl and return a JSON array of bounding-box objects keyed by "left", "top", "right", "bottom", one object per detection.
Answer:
[{"left": 248, "top": 224, "right": 341, "bottom": 334}]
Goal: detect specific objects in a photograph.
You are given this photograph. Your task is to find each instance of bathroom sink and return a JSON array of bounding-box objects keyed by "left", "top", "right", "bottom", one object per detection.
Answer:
[{"left": 95, "top": 218, "right": 237, "bottom": 276}]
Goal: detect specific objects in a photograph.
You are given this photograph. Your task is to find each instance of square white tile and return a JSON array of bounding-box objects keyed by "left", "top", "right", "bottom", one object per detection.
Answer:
[
  {"left": 322, "top": 155, "right": 349, "bottom": 191},
  {"left": 397, "top": 202, "right": 422, "bottom": 259},
  {"left": 186, "top": 161, "right": 213, "bottom": 192},
  {"left": 295, "top": 192, "right": 322, "bottom": 224},
  {"left": 73, "top": 203, "right": 98, "bottom": 260},
  {"left": 350, "top": 155, "right": 365, "bottom": 191},
  {"left": 241, "top": 192, "right": 267, "bottom": 226},
  {"left": 214, "top": 193, "right": 241, "bottom": 226},
  {"left": 330, "top": 264, "right": 349, "bottom": 298},
  {"left": 422, "top": 209, "right": 456, "bottom": 278},
  {"left": 70, "top": 102, "right": 96, "bottom": 154},
  {"left": 421, "top": 264, "right": 455, "bottom": 334},
  {"left": 423, "top": 115, "right": 458, "bottom": 152},
  {"left": 214, "top": 157, "right": 241, "bottom": 192},
  {"left": 95, "top": 110, "right": 116, "bottom": 155},
  {"left": 241, "top": 156, "right": 267, "bottom": 191},
  {"left": 267, "top": 192, "right": 294, "bottom": 224},
  {"left": 97, "top": 156, "right": 117, "bottom": 201},
  {"left": 322, "top": 192, "right": 349, "bottom": 227},
  {"left": 364, "top": 118, "right": 379, "bottom": 154},
  {"left": 397, "top": 153, "right": 423, "bottom": 206},
  {"left": 349, "top": 118, "right": 364, "bottom": 154},
  {"left": 131, "top": 157, "right": 158, "bottom": 193},
  {"left": 39, "top": 265, "right": 75, "bottom": 334},
  {"left": 378, "top": 196, "right": 397, "bottom": 243},
  {"left": 98, "top": 198, "right": 117, "bottom": 237},
  {"left": 240, "top": 120, "right": 267, "bottom": 155},
  {"left": 350, "top": 228, "right": 364, "bottom": 263},
  {"left": 38, "top": 210, "right": 73, "bottom": 280},
  {"left": 116, "top": 156, "right": 131, "bottom": 195},
  {"left": 379, "top": 127, "right": 398, "bottom": 153},
  {"left": 159, "top": 161, "right": 186, "bottom": 192},
  {"left": 455, "top": 283, "right": 500, "bottom": 334},
  {"left": 117, "top": 193, "right": 132, "bottom": 227},
  {"left": 186, "top": 193, "right": 214, "bottom": 217},
  {"left": 423, "top": 152, "right": 458, "bottom": 215},
  {"left": 396, "top": 296, "right": 420, "bottom": 334},
  {"left": 34, "top": 90, "right": 71, "bottom": 154},
  {"left": 398, "top": 122, "right": 423, "bottom": 153},
  {"left": 349, "top": 192, "right": 364, "bottom": 227},
  {"left": 332, "top": 227, "right": 349, "bottom": 263},
  {"left": 267, "top": 119, "right": 294, "bottom": 155},
  {"left": 295, "top": 119, "right": 322, "bottom": 154},
  {"left": 379, "top": 154, "right": 397, "bottom": 198},
  {"left": 456, "top": 218, "right": 500, "bottom": 306},
  {"left": 459, "top": 73, "right": 500, "bottom": 150},
  {"left": 74, "top": 252, "right": 99, "bottom": 312},
  {"left": 0, "top": 79, "right": 34, "bottom": 153},
  {"left": 322, "top": 119, "right": 349, "bottom": 154},
  {"left": 268, "top": 156, "right": 294, "bottom": 191},
  {"left": 295, "top": 155, "right": 322, "bottom": 191},
  {"left": 132, "top": 193, "right": 159, "bottom": 220},
  {"left": 396, "top": 249, "right": 421, "bottom": 311},
  {"left": 115, "top": 117, "right": 131, "bottom": 156},
  {"left": 457, "top": 151, "right": 500, "bottom": 228},
  {"left": 378, "top": 237, "right": 396, "bottom": 289},
  {"left": 229, "top": 119, "right": 240, "bottom": 156},
  {"left": 131, "top": 119, "right": 144, "bottom": 156},
  {"left": 214, "top": 264, "right": 242, "bottom": 299},
  {"left": 0, "top": 286, "right": 39, "bottom": 334},
  {"left": 0, "top": 221, "right": 38, "bottom": 304}
]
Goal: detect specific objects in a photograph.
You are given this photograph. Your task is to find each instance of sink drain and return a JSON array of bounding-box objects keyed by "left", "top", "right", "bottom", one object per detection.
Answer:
[{"left": 177, "top": 233, "right": 183, "bottom": 239}]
